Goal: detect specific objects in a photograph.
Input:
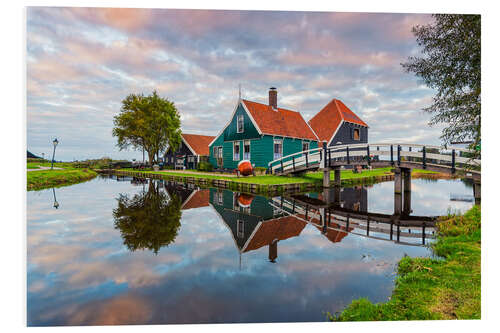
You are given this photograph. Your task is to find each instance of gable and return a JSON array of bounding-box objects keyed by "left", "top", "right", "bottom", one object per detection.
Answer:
[
  {"left": 308, "top": 99, "right": 368, "bottom": 143},
  {"left": 223, "top": 103, "right": 261, "bottom": 141}
]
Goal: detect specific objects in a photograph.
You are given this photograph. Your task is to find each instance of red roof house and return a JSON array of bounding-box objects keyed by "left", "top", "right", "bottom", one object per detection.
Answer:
[{"left": 308, "top": 99, "right": 368, "bottom": 146}]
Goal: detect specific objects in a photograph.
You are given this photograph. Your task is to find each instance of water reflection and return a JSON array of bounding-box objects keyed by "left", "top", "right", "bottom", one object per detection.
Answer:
[
  {"left": 113, "top": 180, "right": 182, "bottom": 254},
  {"left": 27, "top": 176, "right": 474, "bottom": 326}
]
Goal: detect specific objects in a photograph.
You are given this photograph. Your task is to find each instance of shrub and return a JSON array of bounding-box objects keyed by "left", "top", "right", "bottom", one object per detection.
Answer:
[
  {"left": 197, "top": 161, "right": 213, "bottom": 172},
  {"left": 254, "top": 167, "right": 267, "bottom": 175}
]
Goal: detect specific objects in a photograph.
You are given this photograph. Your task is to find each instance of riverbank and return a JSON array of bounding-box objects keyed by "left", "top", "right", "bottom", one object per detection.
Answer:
[
  {"left": 101, "top": 167, "right": 441, "bottom": 194},
  {"left": 27, "top": 167, "right": 98, "bottom": 191},
  {"left": 330, "top": 205, "right": 481, "bottom": 321}
]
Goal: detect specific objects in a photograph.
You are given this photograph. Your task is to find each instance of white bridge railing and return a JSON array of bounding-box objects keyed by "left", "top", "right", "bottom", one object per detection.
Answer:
[{"left": 268, "top": 143, "right": 481, "bottom": 175}]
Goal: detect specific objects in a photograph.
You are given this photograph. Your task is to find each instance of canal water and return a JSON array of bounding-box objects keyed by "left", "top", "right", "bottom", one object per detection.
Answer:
[{"left": 27, "top": 176, "right": 474, "bottom": 326}]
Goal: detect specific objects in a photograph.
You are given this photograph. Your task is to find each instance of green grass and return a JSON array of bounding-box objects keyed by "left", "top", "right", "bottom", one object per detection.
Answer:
[
  {"left": 330, "top": 205, "right": 481, "bottom": 321},
  {"left": 119, "top": 167, "right": 437, "bottom": 186},
  {"left": 27, "top": 167, "right": 98, "bottom": 191},
  {"left": 121, "top": 168, "right": 433, "bottom": 185},
  {"left": 27, "top": 161, "right": 74, "bottom": 169}
]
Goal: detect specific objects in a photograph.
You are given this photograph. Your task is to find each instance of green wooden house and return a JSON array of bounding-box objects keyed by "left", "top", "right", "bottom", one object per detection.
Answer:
[{"left": 209, "top": 88, "right": 319, "bottom": 169}]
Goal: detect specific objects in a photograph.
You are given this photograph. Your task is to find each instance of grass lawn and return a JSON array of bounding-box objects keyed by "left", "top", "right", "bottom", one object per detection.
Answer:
[
  {"left": 330, "top": 205, "right": 481, "bottom": 321},
  {"left": 27, "top": 167, "right": 98, "bottom": 191},
  {"left": 121, "top": 167, "right": 436, "bottom": 186}
]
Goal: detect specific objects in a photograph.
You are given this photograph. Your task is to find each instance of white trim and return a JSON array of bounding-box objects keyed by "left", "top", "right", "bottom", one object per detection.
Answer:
[
  {"left": 241, "top": 220, "right": 264, "bottom": 253},
  {"left": 180, "top": 189, "right": 198, "bottom": 210},
  {"left": 180, "top": 135, "right": 197, "bottom": 156},
  {"left": 208, "top": 99, "right": 264, "bottom": 148},
  {"left": 240, "top": 100, "right": 263, "bottom": 135},
  {"left": 208, "top": 99, "right": 242, "bottom": 147},
  {"left": 237, "top": 114, "right": 244, "bottom": 133},
  {"left": 327, "top": 119, "right": 344, "bottom": 147},
  {"left": 233, "top": 141, "right": 240, "bottom": 161}
]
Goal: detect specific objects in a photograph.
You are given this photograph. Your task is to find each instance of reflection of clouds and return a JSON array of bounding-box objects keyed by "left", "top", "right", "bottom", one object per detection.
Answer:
[{"left": 28, "top": 177, "right": 464, "bottom": 325}]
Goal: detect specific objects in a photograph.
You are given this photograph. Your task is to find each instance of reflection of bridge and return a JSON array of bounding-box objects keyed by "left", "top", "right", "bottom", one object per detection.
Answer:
[
  {"left": 268, "top": 142, "right": 481, "bottom": 205},
  {"left": 270, "top": 190, "right": 436, "bottom": 247}
]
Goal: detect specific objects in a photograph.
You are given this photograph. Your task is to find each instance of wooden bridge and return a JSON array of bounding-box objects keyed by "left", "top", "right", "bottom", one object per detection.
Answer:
[
  {"left": 268, "top": 142, "right": 481, "bottom": 205},
  {"left": 268, "top": 142, "right": 481, "bottom": 178}
]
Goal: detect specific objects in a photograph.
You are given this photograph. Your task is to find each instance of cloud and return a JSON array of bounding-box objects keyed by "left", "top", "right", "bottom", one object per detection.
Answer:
[{"left": 27, "top": 7, "right": 439, "bottom": 161}]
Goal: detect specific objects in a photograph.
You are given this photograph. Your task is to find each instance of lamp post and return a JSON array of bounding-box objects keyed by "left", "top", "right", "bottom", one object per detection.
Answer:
[
  {"left": 52, "top": 187, "right": 59, "bottom": 209},
  {"left": 51, "top": 138, "right": 59, "bottom": 170}
]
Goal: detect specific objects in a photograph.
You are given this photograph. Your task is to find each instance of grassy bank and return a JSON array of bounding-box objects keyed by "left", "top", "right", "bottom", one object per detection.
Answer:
[
  {"left": 119, "top": 167, "right": 437, "bottom": 186},
  {"left": 27, "top": 168, "right": 98, "bottom": 191},
  {"left": 330, "top": 205, "right": 481, "bottom": 321}
]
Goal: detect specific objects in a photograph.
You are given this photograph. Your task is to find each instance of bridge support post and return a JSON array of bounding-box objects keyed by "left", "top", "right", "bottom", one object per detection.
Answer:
[
  {"left": 394, "top": 168, "right": 402, "bottom": 215},
  {"left": 473, "top": 181, "right": 481, "bottom": 205},
  {"left": 403, "top": 168, "right": 412, "bottom": 215},
  {"left": 323, "top": 169, "right": 331, "bottom": 188},
  {"left": 333, "top": 167, "right": 341, "bottom": 186}
]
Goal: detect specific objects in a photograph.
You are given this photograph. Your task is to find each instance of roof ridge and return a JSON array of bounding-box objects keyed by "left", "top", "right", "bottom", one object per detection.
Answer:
[{"left": 242, "top": 98, "right": 299, "bottom": 114}]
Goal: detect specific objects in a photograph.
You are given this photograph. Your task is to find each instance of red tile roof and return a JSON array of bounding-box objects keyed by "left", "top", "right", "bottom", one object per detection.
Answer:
[
  {"left": 243, "top": 216, "right": 306, "bottom": 252},
  {"left": 308, "top": 99, "right": 368, "bottom": 143},
  {"left": 182, "top": 133, "right": 215, "bottom": 156},
  {"left": 181, "top": 189, "right": 210, "bottom": 210},
  {"left": 242, "top": 99, "right": 318, "bottom": 141}
]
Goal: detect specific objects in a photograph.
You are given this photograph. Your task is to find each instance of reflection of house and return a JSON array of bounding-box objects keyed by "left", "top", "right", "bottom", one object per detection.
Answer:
[
  {"left": 181, "top": 189, "right": 210, "bottom": 210},
  {"left": 163, "top": 181, "right": 210, "bottom": 210},
  {"left": 209, "top": 189, "right": 306, "bottom": 261},
  {"left": 164, "top": 133, "right": 215, "bottom": 170}
]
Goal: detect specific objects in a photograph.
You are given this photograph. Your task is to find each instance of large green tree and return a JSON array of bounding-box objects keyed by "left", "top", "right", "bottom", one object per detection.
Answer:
[
  {"left": 112, "top": 91, "right": 182, "bottom": 165},
  {"left": 113, "top": 180, "right": 182, "bottom": 254},
  {"left": 402, "top": 14, "right": 481, "bottom": 150}
]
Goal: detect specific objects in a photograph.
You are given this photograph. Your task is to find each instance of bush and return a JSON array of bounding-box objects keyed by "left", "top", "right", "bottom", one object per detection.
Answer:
[
  {"left": 254, "top": 167, "right": 267, "bottom": 175},
  {"left": 197, "top": 161, "right": 213, "bottom": 172}
]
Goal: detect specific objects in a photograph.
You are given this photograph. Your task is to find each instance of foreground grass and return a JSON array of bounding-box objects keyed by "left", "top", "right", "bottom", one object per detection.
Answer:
[
  {"left": 330, "top": 205, "right": 481, "bottom": 321},
  {"left": 27, "top": 168, "right": 98, "bottom": 191},
  {"left": 119, "top": 167, "right": 436, "bottom": 186}
]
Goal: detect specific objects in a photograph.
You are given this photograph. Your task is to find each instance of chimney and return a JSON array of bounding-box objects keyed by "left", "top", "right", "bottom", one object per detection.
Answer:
[{"left": 269, "top": 87, "right": 277, "bottom": 110}]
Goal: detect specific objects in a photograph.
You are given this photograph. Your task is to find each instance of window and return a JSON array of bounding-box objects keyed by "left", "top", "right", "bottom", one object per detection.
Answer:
[
  {"left": 237, "top": 220, "right": 244, "bottom": 238},
  {"left": 243, "top": 140, "right": 251, "bottom": 160},
  {"left": 233, "top": 141, "right": 240, "bottom": 161},
  {"left": 237, "top": 115, "right": 244, "bottom": 133},
  {"left": 302, "top": 141, "right": 310, "bottom": 152},
  {"left": 217, "top": 146, "right": 223, "bottom": 158},
  {"left": 353, "top": 128, "right": 360, "bottom": 141},
  {"left": 215, "top": 190, "right": 223, "bottom": 205},
  {"left": 273, "top": 139, "right": 283, "bottom": 160}
]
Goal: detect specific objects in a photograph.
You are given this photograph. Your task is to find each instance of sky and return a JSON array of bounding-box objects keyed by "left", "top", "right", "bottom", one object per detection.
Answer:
[{"left": 26, "top": 7, "right": 442, "bottom": 161}]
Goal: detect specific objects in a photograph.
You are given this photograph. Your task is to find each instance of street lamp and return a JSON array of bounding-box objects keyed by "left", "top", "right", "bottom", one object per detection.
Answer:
[
  {"left": 52, "top": 187, "right": 59, "bottom": 209},
  {"left": 51, "top": 138, "right": 59, "bottom": 170}
]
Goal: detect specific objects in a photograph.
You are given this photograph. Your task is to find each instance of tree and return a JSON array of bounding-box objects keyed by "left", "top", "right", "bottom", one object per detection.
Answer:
[
  {"left": 113, "top": 180, "right": 182, "bottom": 254},
  {"left": 402, "top": 14, "right": 480, "bottom": 151},
  {"left": 112, "top": 91, "right": 182, "bottom": 165}
]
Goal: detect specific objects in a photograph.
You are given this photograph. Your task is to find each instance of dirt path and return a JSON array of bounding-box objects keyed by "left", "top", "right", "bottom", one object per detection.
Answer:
[{"left": 27, "top": 166, "right": 63, "bottom": 172}]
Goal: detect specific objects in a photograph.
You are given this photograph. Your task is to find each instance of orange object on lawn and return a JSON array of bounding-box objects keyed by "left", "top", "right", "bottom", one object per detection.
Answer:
[{"left": 237, "top": 160, "right": 253, "bottom": 176}]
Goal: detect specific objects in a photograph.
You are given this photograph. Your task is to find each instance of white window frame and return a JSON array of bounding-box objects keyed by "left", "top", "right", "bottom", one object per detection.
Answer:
[
  {"left": 217, "top": 146, "right": 223, "bottom": 158},
  {"left": 233, "top": 141, "right": 240, "bottom": 161},
  {"left": 302, "top": 141, "right": 310, "bottom": 152},
  {"left": 243, "top": 140, "right": 251, "bottom": 160},
  {"left": 237, "top": 115, "right": 244, "bottom": 133},
  {"left": 237, "top": 219, "right": 244, "bottom": 238},
  {"left": 273, "top": 139, "right": 283, "bottom": 160},
  {"left": 216, "top": 190, "right": 223, "bottom": 205}
]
